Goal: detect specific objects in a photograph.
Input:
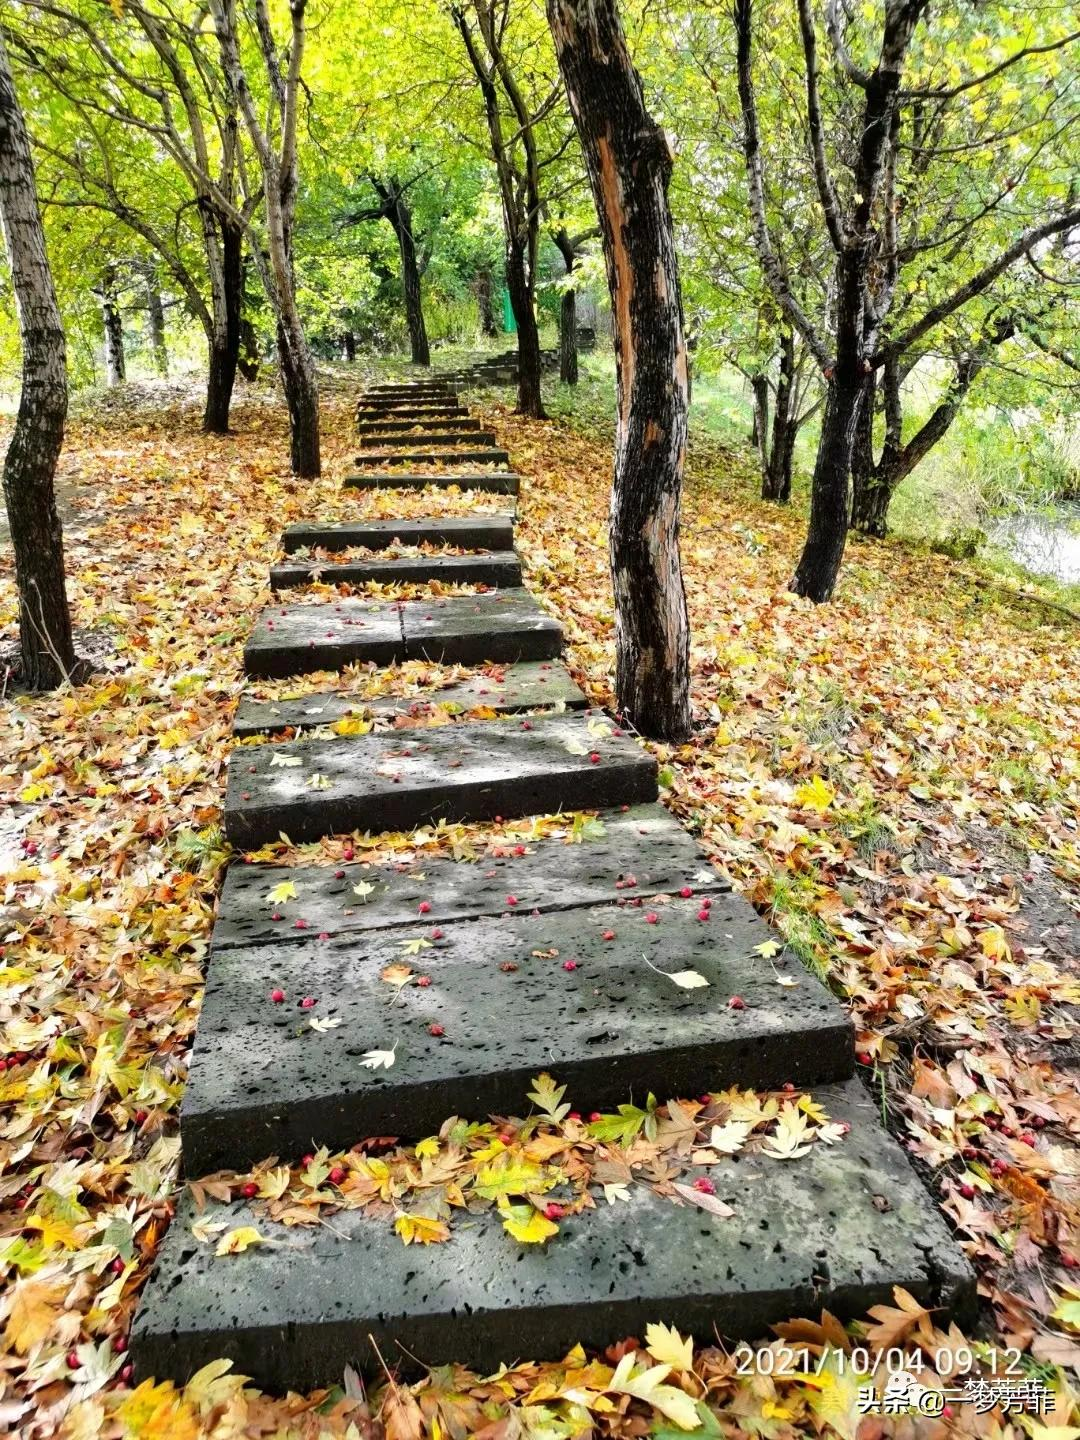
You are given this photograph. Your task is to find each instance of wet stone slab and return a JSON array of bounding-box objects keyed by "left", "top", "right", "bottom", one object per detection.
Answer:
[
  {"left": 343, "top": 471, "right": 519, "bottom": 494},
  {"left": 282, "top": 515, "right": 516, "bottom": 553},
  {"left": 269, "top": 551, "right": 523, "bottom": 590},
  {"left": 181, "top": 890, "right": 852, "bottom": 1172},
  {"left": 223, "top": 711, "right": 656, "bottom": 848},
  {"left": 130, "top": 1079, "right": 974, "bottom": 1395},
  {"left": 356, "top": 417, "right": 480, "bottom": 433},
  {"left": 358, "top": 431, "right": 498, "bottom": 450},
  {"left": 350, "top": 448, "right": 511, "bottom": 468},
  {"left": 356, "top": 405, "right": 467, "bottom": 419},
  {"left": 213, "top": 801, "right": 725, "bottom": 944},
  {"left": 243, "top": 589, "right": 559, "bottom": 679},
  {"left": 232, "top": 658, "right": 587, "bottom": 738}
]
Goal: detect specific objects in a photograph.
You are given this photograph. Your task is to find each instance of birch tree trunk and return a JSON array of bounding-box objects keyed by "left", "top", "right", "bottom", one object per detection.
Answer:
[
  {"left": 98, "top": 264, "right": 126, "bottom": 387},
  {"left": 0, "top": 33, "right": 76, "bottom": 691},
  {"left": 548, "top": 0, "right": 691, "bottom": 741},
  {"left": 142, "top": 263, "right": 168, "bottom": 376}
]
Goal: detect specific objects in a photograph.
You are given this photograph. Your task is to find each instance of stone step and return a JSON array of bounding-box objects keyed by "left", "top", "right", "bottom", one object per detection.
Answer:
[
  {"left": 244, "top": 589, "right": 559, "bottom": 678},
  {"left": 182, "top": 889, "right": 848, "bottom": 1173},
  {"left": 363, "top": 388, "right": 456, "bottom": 401},
  {"left": 356, "top": 416, "right": 480, "bottom": 434},
  {"left": 214, "top": 803, "right": 725, "bottom": 940},
  {"left": 223, "top": 710, "right": 656, "bottom": 849},
  {"left": 233, "top": 658, "right": 586, "bottom": 737},
  {"left": 357, "top": 403, "right": 466, "bottom": 417},
  {"left": 282, "top": 515, "right": 516, "bottom": 554},
  {"left": 365, "top": 381, "right": 455, "bottom": 392},
  {"left": 357, "top": 431, "right": 498, "bottom": 450},
  {"left": 269, "top": 551, "right": 523, "bottom": 591},
  {"left": 132, "top": 1078, "right": 973, "bottom": 1392},
  {"left": 350, "top": 448, "right": 511, "bottom": 468},
  {"left": 343, "top": 471, "right": 519, "bottom": 494}
]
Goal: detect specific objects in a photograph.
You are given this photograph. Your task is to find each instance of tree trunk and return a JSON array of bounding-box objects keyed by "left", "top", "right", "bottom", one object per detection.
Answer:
[
  {"left": 506, "top": 239, "right": 545, "bottom": 418},
  {"left": 0, "top": 33, "right": 76, "bottom": 692},
  {"left": 392, "top": 203, "right": 430, "bottom": 366},
  {"left": 277, "top": 321, "right": 320, "bottom": 477},
  {"left": 560, "top": 285, "right": 578, "bottom": 384},
  {"left": 750, "top": 372, "right": 769, "bottom": 477},
  {"left": 763, "top": 329, "right": 795, "bottom": 502},
  {"left": 549, "top": 0, "right": 691, "bottom": 742},
  {"left": 476, "top": 264, "right": 499, "bottom": 336},
  {"left": 143, "top": 266, "right": 168, "bottom": 375},
  {"left": 341, "top": 331, "right": 356, "bottom": 361},
  {"left": 791, "top": 372, "right": 864, "bottom": 600},
  {"left": 237, "top": 317, "right": 260, "bottom": 381},
  {"left": 850, "top": 464, "right": 892, "bottom": 536},
  {"left": 203, "top": 217, "right": 242, "bottom": 432},
  {"left": 99, "top": 264, "right": 126, "bottom": 386}
]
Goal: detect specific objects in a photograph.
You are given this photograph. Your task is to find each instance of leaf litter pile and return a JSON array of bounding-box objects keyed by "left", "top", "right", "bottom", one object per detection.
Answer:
[{"left": 0, "top": 377, "right": 1078, "bottom": 1436}]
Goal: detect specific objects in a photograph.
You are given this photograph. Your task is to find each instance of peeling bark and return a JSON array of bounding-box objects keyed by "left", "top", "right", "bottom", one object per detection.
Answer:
[{"left": 549, "top": 0, "right": 691, "bottom": 741}]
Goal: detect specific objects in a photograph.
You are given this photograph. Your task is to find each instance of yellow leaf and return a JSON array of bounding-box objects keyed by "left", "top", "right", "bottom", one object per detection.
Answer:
[
  {"left": 395, "top": 1213, "right": 451, "bottom": 1245},
  {"left": 645, "top": 1322, "right": 694, "bottom": 1372},
  {"left": 499, "top": 1202, "right": 559, "bottom": 1244},
  {"left": 332, "top": 716, "right": 372, "bottom": 735},
  {"left": 215, "top": 1226, "right": 265, "bottom": 1256},
  {"left": 266, "top": 880, "right": 297, "bottom": 905},
  {"left": 4, "top": 1276, "right": 67, "bottom": 1354},
  {"left": 794, "top": 775, "right": 836, "bottom": 812},
  {"left": 415, "top": 1136, "right": 440, "bottom": 1159},
  {"left": 20, "top": 781, "right": 52, "bottom": 802}
]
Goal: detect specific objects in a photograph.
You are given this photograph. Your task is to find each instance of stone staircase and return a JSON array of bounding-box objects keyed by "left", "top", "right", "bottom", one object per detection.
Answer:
[{"left": 131, "top": 375, "right": 972, "bottom": 1392}]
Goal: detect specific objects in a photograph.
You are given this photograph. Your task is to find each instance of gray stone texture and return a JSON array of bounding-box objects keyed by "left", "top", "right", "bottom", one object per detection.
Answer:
[
  {"left": 232, "top": 658, "right": 587, "bottom": 737},
  {"left": 269, "top": 551, "right": 523, "bottom": 591},
  {"left": 356, "top": 417, "right": 480, "bottom": 433},
  {"left": 182, "top": 889, "right": 851, "bottom": 1172},
  {"left": 343, "top": 471, "right": 519, "bottom": 494},
  {"left": 243, "top": 589, "right": 561, "bottom": 679},
  {"left": 282, "top": 515, "right": 516, "bottom": 553},
  {"left": 222, "top": 710, "right": 656, "bottom": 847},
  {"left": 133, "top": 1078, "right": 973, "bottom": 1392},
  {"left": 350, "top": 449, "right": 511, "bottom": 468}
]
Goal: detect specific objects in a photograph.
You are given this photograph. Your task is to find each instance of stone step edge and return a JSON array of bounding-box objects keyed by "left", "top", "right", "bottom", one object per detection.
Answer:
[
  {"left": 350, "top": 451, "right": 511, "bottom": 468},
  {"left": 268, "top": 552, "right": 523, "bottom": 590},
  {"left": 130, "top": 1075, "right": 975, "bottom": 1392}
]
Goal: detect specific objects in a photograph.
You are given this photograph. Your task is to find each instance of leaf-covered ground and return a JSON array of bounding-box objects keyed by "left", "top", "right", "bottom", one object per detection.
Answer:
[{"left": 1, "top": 372, "right": 1077, "bottom": 1438}]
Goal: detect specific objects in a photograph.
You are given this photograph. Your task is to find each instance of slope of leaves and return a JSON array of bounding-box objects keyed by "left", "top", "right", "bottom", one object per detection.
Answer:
[{"left": 0, "top": 374, "right": 1077, "bottom": 1437}]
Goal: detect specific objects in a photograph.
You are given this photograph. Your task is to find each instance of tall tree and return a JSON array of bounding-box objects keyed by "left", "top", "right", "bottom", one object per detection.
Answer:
[
  {"left": 345, "top": 174, "right": 431, "bottom": 365},
  {"left": 209, "top": 0, "right": 320, "bottom": 476},
  {"left": 452, "top": 0, "right": 559, "bottom": 419},
  {"left": 0, "top": 30, "right": 76, "bottom": 691},
  {"left": 734, "top": 0, "right": 1080, "bottom": 600},
  {"left": 548, "top": 0, "right": 691, "bottom": 741},
  {"left": 94, "top": 261, "right": 126, "bottom": 386},
  {"left": 551, "top": 224, "right": 596, "bottom": 384}
]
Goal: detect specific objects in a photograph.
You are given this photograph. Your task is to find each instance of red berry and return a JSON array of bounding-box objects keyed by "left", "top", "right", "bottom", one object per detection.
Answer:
[
  {"left": 134, "top": 1109, "right": 148, "bottom": 1125},
  {"left": 1020, "top": 1132, "right": 1036, "bottom": 1147},
  {"left": 562, "top": 960, "right": 579, "bottom": 971},
  {"left": 692, "top": 1176, "right": 716, "bottom": 1195},
  {"left": 1061, "top": 1251, "right": 1078, "bottom": 1269},
  {"left": 343, "top": 846, "right": 354, "bottom": 860},
  {"left": 782, "top": 1083, "right": 795, "bottom": 1093},
  {"left": 241, "top": 1182, "right": 258, "bottom": 1198},
  {"left": 112, "top": 1334, "right": 128, "bottom": 1354},
  {"left": 329, "top": 1166, "right": 347, "bottom": 1185},
  {"left": 110, "top": 1256, "right": 125, "bottom": 1274},
  {"left": 429, "top": 1023, "right": 445, "bottom": 1037},
  {"left": 514, "top": 845, "right": 526, "bottom": 856},
  {"left": 270, "top": 989, "right": 285, "bottom": 1003},
  {"left": 334, "top": 870, "right": 345, "bottom": 879},
  {"left": 857, "top": 1051, "right": 872, "bottom": 1065},
  {"left": 294, "top": 919, "right": 308, "bottom": 930},
  {"left": 300, "top": 996, "right": 315, "bottom": 1009},
  {"left": 67, "top": 1351, "right": 80, "bottom": 1370},
  {"left": 544, "top": 1202, "right": 565, "bottom": 1220},
  {"left": 991, "top": 1159, "right": 1008, "bottom": 1176},
  {"left": 568, "top": 1111, "right": 582, "bottom": 1122},
  {"left": 702, "top": 897, "right": 712, "bottom": 909},
  {"left": 602, "top": 930, "right": 615, "bottom": 941},
  {"left": 696, "top": 908, "right": 710, "bottom": 922},
  {"left": 589, "top": 752, "right": 601, "bottom": 764},
  {"left": 499, "top": 1131, "right": 514, "bottom": 1145},
  {"left": 417, "top": 975, "right": 432, "bottom": 988},
  {"left": 589, "top": 1111, "right": 603, "bottom": 1123},
  {"left": 680, "top": 887, "right": 693, "bottom": 899},
  {"left": 728, "top": 995, "right": 746, "bottom": 1010},
  {"left": 302, "top": 1154, "right": 315, "bottom": 1166},
  {"left": 430, "top": 928, "right": 444, "bottom": 940},
  {"left": 271, "top": 913, "right": 282, "bottom": 922},
  {"left": 506, "top": 895, "right": 518, "bottom": 906},
  {"left": 120, "top": 1363, "right": 133, "bottom": 1383},
  {"left": 418, "top": 901, "right": 431, "bottom": 914},
  {"left": 959, "top": 1182, "right": 976, "bottom": 1200},
  {"left": 1033, "top": 1116, "right": 1047, "bottom": 1129},
  {"left": 645, "top": 912, "right": 659, "bottom": 924},
  {"left": 318, "top": 931, "right": 330, "bottom": 940},
  {"left": 985, "top": 1115, "right": 1000, "bottom": 1130}
]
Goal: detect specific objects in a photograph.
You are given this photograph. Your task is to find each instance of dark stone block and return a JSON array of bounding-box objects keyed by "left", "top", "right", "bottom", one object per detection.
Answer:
[
  {"left": 343, "top": 471, "right": 519, "bottom": 494},
  {"left": 133, "top": 1078, "right": 972, "bottom": 1393},
  {"left": 213, "top": 801, "right": 724, "bottom": 942},
  {"left": 349, "top": 449, "right": 511, "bottom": 468},
  {"left": 269, "top": 551, "right": 522, "bottom": 590},
  {"left": 243, "top": 589, "right": 558, "bottom": 680},
  {"left": 356, "top": 405, "right": 466, "bottom": 419},
  {"left": 182, "top": 889, "right": 850, "bottom": 1172},
  {"left": 356, "top": 417, "right": 480, "bottom": 434},
  {"left": 357, "top": 432, "right": 498, "bottom": 450},
  {"left": 282, "top": 515, "right": 516, "bottom": 553},
  {"left": 222, "top": 710, "right": 653, "bottom": 848},
  {"left": 232, "top": 657, "right": 586, "bottom": 738},
  {"left": 365, "top": 383, "right": 455, "bottom": 396}
]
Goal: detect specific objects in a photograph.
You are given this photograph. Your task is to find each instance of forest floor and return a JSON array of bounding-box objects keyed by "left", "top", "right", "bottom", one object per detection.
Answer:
[{"left": 0, "top": 370, "right": 1077, "bottom": 1438}]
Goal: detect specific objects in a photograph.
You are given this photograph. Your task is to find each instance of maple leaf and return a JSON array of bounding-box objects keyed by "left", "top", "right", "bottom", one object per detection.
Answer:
[
  {"left": 798, "top": 1348, "right": 865, "bottom": 1440},
  {"left": 400, "top": 937, "right": 433, "bottom": 955},
  {"left": 645, "top": 1322, "right": 694, "bottom": 1372},
  {"left": 360, "top": 1045, "right": 397, "bottom": 1070},
  {"left": 499, "top": 1201, "right": 559, "bottom": 1243},
  {"left": 794, "top": 775, "right": 836, "bottom": 812},
  {"left": 762, "top": 1103, "right": 815, "bottom": 1159},
  {"left": 607, "top": 1353, "right": 701, "bottom": 1430},
  {"left": 395, "top": 1213, "right": 451, "bottom": 1245},
  {"left": 269, "top": 754, "right": 302, "bottom": 768},
  {"left": 864, "top": 1286, "right": 937, "bottom": 1348},
  {"left": 708, "top": 1120, "right": 753, "bottom": 1155},
  {"left": 309, "top": 1015, "right": 342, "bottom": 1032},
  {"left": 753, "top": 939, "right": 782, "bottom": 958},
  {"left": 266, "top": 879, "right": 297, "bottom": 906},
  {"left": 528, "top": 1072, "right": 571, "bottom": 1123},
  {"left": 4, "top": 1276, "right": 68, "bottom": 1355}
]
